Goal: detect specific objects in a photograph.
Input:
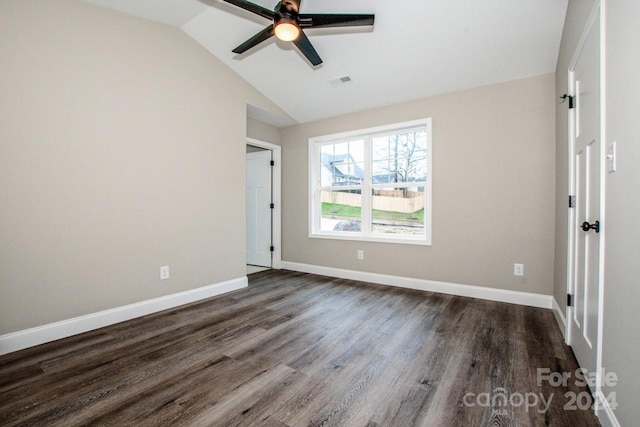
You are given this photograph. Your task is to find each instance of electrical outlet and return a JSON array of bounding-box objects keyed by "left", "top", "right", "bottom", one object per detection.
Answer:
[
  {"left": 160, "top": 266, "right": 170, "bottom": 280},
  {"left": 514, "top": 263, "right": 524, "bottom": 277},
  {"left": 357, "top": 250, "right": 364, "bottom": 260}
]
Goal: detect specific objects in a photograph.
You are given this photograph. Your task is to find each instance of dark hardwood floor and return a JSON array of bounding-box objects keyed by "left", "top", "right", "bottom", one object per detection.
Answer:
[{"left": 0, "top": 270, "right": 600, "bottom": 426}]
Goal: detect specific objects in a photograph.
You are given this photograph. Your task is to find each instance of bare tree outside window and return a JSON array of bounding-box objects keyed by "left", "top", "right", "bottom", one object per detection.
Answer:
[
  {"left": 373, "top": 132, "right": 426, "bottom": 182},
  {"left": 373, "top": 131, "right": 427, "bottom": 197}
]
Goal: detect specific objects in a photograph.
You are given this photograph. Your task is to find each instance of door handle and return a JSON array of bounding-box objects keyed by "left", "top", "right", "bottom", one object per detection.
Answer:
[{"left": 581, "top": 220, "right": 600, "bottom": 233}]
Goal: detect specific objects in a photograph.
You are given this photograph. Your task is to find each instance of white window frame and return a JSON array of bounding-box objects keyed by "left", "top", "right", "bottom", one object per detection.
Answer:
[{"left": 309, "top": 118, "right": 432, "bottom": 246}]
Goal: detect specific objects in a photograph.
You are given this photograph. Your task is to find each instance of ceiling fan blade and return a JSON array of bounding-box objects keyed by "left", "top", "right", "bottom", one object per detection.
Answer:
[
  {"left": 293, "top": 31, "right": 322, "bottom": 66},
  {"left": 232, "top": 25, "right": 275, "bottom": 54},
  {"left": 298, "top": 14, "right": 375, "bottom": 29},
  {"left": 222, "top": 0, "right": 275, "bottom": 20}
]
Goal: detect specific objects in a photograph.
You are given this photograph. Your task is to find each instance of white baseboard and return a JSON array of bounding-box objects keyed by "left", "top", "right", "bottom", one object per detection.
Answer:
[
  {"left": 596, "top": 391, "right": 621, "bottom": 427},
  {"left": 0, "top": 277, "right": 248, "bottom": 356},
  {"left": 281, "top": 261, "right": 552, "bottom": 309},
  {"left": 552, "top": 296, "right": 567, "bottom": 338}
]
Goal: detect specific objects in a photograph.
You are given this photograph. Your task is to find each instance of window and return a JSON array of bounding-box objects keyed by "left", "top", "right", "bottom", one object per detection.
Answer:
[{"left": 309, "top": 119, "right": 432, "bottom": 245}]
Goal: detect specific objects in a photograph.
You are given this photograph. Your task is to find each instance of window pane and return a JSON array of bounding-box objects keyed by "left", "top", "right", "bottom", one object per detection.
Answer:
[
  {"left": 371, "top": 187, "right": 424, "bottom": 236},
  {"left": 320, "top": 144, "right": 335, "bottom": 186},
  {"left": 349, "top": 140, "right": 364, "bottom": 163},
  {"left": 372, "top": 131, "right": 427, "bottom": 183},
  {"left": 320, "top": 140, "right": 364, "bottom": 187},
  {"left": 372, "top": 160, "right": 390, "bottom": 184},
  {"left": 321, "top": 189, "right": 362, "bottom": 232}
]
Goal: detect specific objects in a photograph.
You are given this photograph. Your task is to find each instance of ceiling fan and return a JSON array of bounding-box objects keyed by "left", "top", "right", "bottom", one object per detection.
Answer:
[{"left": 222, "top": 0, "right": 375, "bottom": 66}]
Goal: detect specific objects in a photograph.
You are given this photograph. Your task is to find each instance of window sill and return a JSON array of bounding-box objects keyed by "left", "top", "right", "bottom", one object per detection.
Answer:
[{"left": 309, "top": 232, "right": 432, "bottom": 246}]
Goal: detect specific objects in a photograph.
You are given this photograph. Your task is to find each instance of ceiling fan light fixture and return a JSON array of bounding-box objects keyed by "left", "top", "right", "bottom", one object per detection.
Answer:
[
  {"left": 274, "top": 20, "right": 300, "bottom": 42},
  {"left": 223, "top": 0, "right": 375, "bottom": 66}
]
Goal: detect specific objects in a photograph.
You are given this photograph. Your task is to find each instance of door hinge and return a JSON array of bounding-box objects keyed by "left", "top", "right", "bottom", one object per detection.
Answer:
[
  {"left": 560, "top": 94, "right": 575, "bottom": 109},
  {"left": 270, "top": 246, "right": 275, "bottom": 252},
  {"left": 569, "top": 195, "right": 576, "bottom": 208},
  {"left": 270, "top": 160, "right": 275, "bottom": 166},
  {"left": 270, "top": 203, "right": 275, "bottom": 209},
  {"left": 567, "top": 294, "right": 573, "bottom": 307}
]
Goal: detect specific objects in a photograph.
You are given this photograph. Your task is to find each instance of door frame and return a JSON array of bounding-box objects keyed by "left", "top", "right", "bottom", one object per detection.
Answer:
[
  {"left": 564, "top": 0, "right": 606, "bottom": 410},
  {"left": 247, "top": 137, "right": 282, "bottom": 269}
]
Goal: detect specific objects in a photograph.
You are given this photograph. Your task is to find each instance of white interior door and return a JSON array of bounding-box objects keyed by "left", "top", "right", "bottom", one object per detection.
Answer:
[
  {"left": 569, "top": 9, "right": 601, "bottom": 379},
  {"left": 246, "top": 149, "right": 272, "bottom": 267}
]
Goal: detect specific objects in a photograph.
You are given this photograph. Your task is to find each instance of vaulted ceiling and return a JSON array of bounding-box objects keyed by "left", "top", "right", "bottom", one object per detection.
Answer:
[{"left": 84, "top": 0, "right": 568, "bottom": 124}]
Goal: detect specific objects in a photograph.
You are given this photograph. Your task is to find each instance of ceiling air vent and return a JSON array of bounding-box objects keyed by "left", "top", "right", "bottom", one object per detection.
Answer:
[{"left": 330, "top": 76, "right": 353, "bottom": 87}]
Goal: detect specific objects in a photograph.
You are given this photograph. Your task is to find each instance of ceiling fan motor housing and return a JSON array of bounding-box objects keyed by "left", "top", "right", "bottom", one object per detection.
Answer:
[
  {"left": 275, "top": 0, "right": 299, "bottom": 27},
  {"left": 278, "top": 0, "right": 299, "bottom": 15}
]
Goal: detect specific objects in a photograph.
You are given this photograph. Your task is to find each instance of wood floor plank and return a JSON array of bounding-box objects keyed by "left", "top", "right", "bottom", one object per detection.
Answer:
[
  {"left": 358, "top": 298, "right": 469, "bottom": 426},
  {"left": 312, "top": 293, "right": 459, "bottom": 427},
  {"left": 0, "top": 270, "right": 601, "bottom": 427},
  {"left": 188, "top": 363, "right": 304, "bottom": 427},
  {"left": 3, "top": 308, "right": 267, "bottom": 413}
]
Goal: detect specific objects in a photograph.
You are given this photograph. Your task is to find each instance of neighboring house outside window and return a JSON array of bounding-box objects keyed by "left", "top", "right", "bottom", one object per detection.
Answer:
[{"left": 309, "top": 119, "right": 432, "bottom": 245}]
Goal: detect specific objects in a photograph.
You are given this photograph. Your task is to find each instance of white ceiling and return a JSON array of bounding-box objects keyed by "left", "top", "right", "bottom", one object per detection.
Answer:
[{"left": 84, "top": 0, "right": 568, "bottom": 125}]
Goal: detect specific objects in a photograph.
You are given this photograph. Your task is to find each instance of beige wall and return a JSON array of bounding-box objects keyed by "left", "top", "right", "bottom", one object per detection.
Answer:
[
  {"left": 0, "top": 0, "right": 288, "bottom": 334},
  {"left": 601, "top": 1, "right": 640, "bottom": 424},
  {"left": 247, "top": 117, "right": 282, "bottom": 145},
  {"left": 281, "top": 74, "right": 556, "bottom": 295}
]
